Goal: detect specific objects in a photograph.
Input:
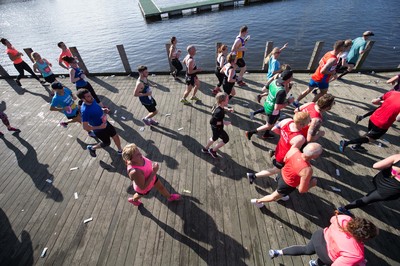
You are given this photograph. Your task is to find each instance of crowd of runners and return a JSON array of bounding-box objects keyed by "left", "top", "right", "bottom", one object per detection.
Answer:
[{"left": 2, "top": 26, "right": 400, "bottom": 265}]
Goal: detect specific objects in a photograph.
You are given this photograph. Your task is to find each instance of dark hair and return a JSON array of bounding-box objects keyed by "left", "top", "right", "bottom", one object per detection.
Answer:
[
  {"left": 170, "top": 36, "right": 176, "bottom": 44},
  {"left": 335, "top": 213, "right": 378, "bottom": 243},
  {"left": 76, "top": 88, "right": 90, "bottom": 99},
  {"left": 333, "top": 40, "right": 346, "bottom": 51},
  {"left": 62, "top": 56, "right": 75, "bottom": 64},
  {"left": 137, "top": 65, "right": 147, "bottom": 72},
  {"left": 317, "top": 93, "right": 335, "bottom": 110},
  {"left": 0, "top": 38, "right": 7, "bottom": 45},
  {"left": 51, "top": 82, "right": 64, "bottom": 90},
  {"left": 57, "top": 42, "right": 64, "bottom": 48},
  {"left": 240, "top": 25, "right": 248, "bottom": 33}
]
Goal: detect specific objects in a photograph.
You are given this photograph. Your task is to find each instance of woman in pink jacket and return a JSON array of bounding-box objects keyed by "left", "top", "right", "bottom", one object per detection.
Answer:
[{"left": 269, "top": 214, "right": 378, "bottom": 266}]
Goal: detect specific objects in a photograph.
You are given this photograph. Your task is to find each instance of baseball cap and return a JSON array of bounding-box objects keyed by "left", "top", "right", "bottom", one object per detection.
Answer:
[
  {"left": 363, "top": 31, "right": 375, "bottom": 37},
  {"left": 281, "top": 69, "right": 293, "bottom": 81},
  {"left": 51, "top": 82, "right": 63, "bottom": 90}
]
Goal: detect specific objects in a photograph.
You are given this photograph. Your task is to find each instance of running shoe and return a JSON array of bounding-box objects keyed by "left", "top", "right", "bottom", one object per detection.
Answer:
[
  {"left": 88, "top": 131, "right": 96, "bottom": 138},
  {"left": 201, "top": 148, "right": 208, "bottom": 153},
  {"left": 15, "top": 79, "right": 22, "bottom": 86},
  {"left": 312, "top": 89, "right": 318, "bottom": 95},
  {"left": 0, "top": 131, "right": 3, "bottom": 137},
  {"left": 339, "top": 140, "right": 346, "bottom": 153},
  {"left": 142, "top": 118, "right": 151, "bottom": 126},
  {"left": 149, "top": 119, "right": 159, "bottom": 126},
  {"left": 309, "top": 260, "right": 318, "bottom": 266},
  {"left": 269, "top": 249, "right": 279, "bottom": 259},
  {"left": 278, "top": 195, "right": 290, "bottom": 201},
  {"left": 268, "top": 150, "right": 275, "bottom": 158},
  {"left": 168, "top": 194, "right": 181, "bottom": 202},
  {"left": 261, "top": 132, "right": 275, "bottom": 139},
  {"left": 245, "top": 131, "right": 253, "bottom": 140},
  {"left": 249, "top": 112, "right": 255, "bottom": 120},
  {"left": 350, "top": 145, "right": 367, "bottom": 152},
  {"left": 237, "top": 80, "right": 247, "bottom": 86},
  {"left": 59, "top": 122, "right": 68, "bottom": 128},
  {"left": 8, "top": 127, "right": 21, "bottom": 132},
  {"left": 292, "top": 101, "right": 300, "bottom": 108},
  {"left": 190, "top": 96, "right": 200, "bottom": 101},
  {"left": 87, "top": 145, "right": 97, "bottom": 157},
  {"left": 208, "top": 148, "right": 218, "bottom": 158},
  {"left": 250, "top": 199, "right": 264, "bottom": 208},
  {"left": 180, "top": 98, "right": 191, "bottom": 105},
  {"left": 256, "top": 94, "right": 262, "bottom": 104},
  {"left": 128, "top": 198, "right": 142, "bottom": 206},
  {"left": 247, "top": 173, "right": 256, "bottom": 184},
  {"left": 355, "top": 115, "right": 363, "bottom": 124},
  {"left": 337, "top": 206, "right": 354, "bottom": 217}
]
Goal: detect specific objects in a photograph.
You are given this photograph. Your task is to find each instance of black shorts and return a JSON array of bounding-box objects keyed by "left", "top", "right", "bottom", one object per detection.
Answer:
[
  {"left": 66, "top": 109, "right": 80, "bottom": 119},
  {"left": 373, "top": 172, "right": 400, "bottom": 200},
  {"left": 143, "top": 98, "right": 157, "bottom": 113},
  {"left": 94, "top": 122, "right": 117, "bottom": 142},
  {"left": 272, "top": 159, "right": 285, "bottom": 169},
  {"left": 366, "top": 119, "right": 387, "bottom": 140},
  {"left": 136, "top": 177, "right": 159, "bottom": 195},
  {"left": 45, "top": 74, "right": 56, "bottom": 83},
  {"left": 185, "top": 74, "right": 196, "bottom": 86},
  {"left": 236, "top": 58, "right": 246, "bottom": 68},
  {"left": 266, "top": 113, "right": 280, "bottom": 125},
  {"left": 211, "top": 126, "right": 229, "bottom": 143},
  {"left": 276, "top": 174, "right": 296, "bottom": 196},
  {"left": 222, "top": 82, "right": 235, "bottom": 95}
]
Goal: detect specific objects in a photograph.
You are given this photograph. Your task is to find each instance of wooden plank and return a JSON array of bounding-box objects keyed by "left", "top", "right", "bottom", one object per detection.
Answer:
[
  {"left": 356, "top": 40, "right": 375, "bottom": 70},
  {"left": 262, "top": 41, "right": 274, "bottom": 70},
  {"left": 69, "top": 47, "right": 90, "bottom": 74},
  {"left": 116, "top": 45, "right": 133, "bottom": 74},
  {"left": 307, "top": 41, "right": 324, "bottom": 71}
]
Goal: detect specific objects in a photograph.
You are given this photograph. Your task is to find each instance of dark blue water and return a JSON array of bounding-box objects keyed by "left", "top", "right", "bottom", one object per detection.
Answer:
[{"left": 0, "top": 0, "right": 399, "bottom": 75}]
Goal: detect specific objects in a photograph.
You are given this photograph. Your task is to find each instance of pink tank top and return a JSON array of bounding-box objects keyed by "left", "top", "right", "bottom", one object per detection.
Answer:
[{"left": 127, "top": 156, "right": 156, "bottom": 194}]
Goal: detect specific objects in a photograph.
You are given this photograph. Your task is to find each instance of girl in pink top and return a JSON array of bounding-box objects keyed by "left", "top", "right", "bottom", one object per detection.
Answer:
[
  {"left": 122, "top": 143, "right": 181, "bottom": 206},
  {"left": 269, "top": 213, "right": 378, "bottom": 266}
]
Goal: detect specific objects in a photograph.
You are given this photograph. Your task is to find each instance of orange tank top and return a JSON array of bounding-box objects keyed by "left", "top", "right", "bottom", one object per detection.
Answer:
[
  {"left": 311, "top": 51, "right": 337, "bottom": 82},
  {"left": 6, "top": 47, "right": 23, "bottom": 64},
  {"left": 282, "top": 149, "right": 310, "bottom": 187}
]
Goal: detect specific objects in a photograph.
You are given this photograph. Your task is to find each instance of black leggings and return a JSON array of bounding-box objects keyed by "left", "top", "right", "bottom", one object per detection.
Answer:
[
  {"left": 171, "top": 58, "right": 183, "bottom": 76},
  {"left": 282, "top": 229, "right": 333, "bottom": 266},
  {"left": 0, "top": 111, "right": 10, "bottom": 127},
  {"left": 77, "top": 82, "right": 101, "bottom": 104},
  {"left": 14, "top": 61, "right": 40, "bottom": 81}
]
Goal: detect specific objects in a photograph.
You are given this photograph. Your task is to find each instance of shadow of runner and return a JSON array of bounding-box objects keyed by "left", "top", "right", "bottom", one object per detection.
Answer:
[
  {"left": 0, "top": 208, "right": 33, "bottom": 266},
  {"left": 1, "top": 133, "right": 63, "bottom": 202},
  {"left": 88, "top": 76, "right": 119, "bottom": 93}
]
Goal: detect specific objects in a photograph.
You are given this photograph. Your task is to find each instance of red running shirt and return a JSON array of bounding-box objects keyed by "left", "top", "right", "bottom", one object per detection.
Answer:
[
  {"left": 6, "top": 47, "right": 23, "bottom": 64},
  {"left": 300, "top": 103, "right": 323, "bottom": 137},
  {"left": 282, "top": 149, "right": 310, "bottom": 187},
  {"left": 275, "top": 120, "right": 302, "bottom": 163},
  {"left": 311, "top": 51, "right": 338, "bottom": 82},
  {"left": 370, "top": 91, "right": 400, "bottom": 129}
]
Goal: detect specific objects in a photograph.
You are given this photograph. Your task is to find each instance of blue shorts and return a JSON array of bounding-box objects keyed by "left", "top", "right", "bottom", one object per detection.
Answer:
[{"left": 309, "top": 78, "right": 329, "bottom": 90}]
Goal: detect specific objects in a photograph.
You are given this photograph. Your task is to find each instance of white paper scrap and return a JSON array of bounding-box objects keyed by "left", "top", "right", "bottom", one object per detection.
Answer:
[
  {"left": 46, "top": 179, "right": 52, "bottom": 184},
  {"left": 70, "top": 167, "right": 78, "bottom": 171},
  {"left": 335, "top": 169, "right": 340, "bottom": 176},
  {"left": 177, "top": 127, "right": 183, "bottom": 131},
  {"left": 165, "top": 113, "right": 171, "bottom": 117},
  {"left": 330, "top": 186, "right": 341, "bottom": 192},
  {"left": 183, "top": 189, "right": 191, "bottom": 194},
  {"left": 139, "top": 127, "right": 145, "bottom": 132},
  {"left": 41, "top": 247, "right": 48, "bottom": 258},
  {"left": 68, "top": 134, "right": 73, "bottom": 138},
  {"left": 74, "top": 192, "right": 78, "bottom": 199},
  {"left": 121, "top": 116, "right": 126, "bottom": 120},
  {"left": 84, "top": 217, "right": 93, "bottom": 224}
]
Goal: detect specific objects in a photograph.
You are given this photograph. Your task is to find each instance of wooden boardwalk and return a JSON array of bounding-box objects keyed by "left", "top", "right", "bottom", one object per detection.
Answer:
[{"left": 0, "top": 72, "right": 399, "bottom": 266}]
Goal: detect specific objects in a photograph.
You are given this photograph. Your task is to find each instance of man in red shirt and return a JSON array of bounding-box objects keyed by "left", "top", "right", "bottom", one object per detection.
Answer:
[
  {"left": 57, "top": 41, "right": 73, "bottom": 70},
  {"left": 293, "top": 40, "right": 345, "bottom": 107},
  {"left": 339, "top": 91, "right": 400, "bottom": 152},
  {"left": 250, "top": 142, "right": 322, "bottom": 208}
]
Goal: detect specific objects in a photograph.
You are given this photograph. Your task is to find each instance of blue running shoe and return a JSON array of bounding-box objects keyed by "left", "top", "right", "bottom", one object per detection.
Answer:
[
  {"left": 337, "top": 206, "right": 354, "bottom": 217},
  {"left": 339, "top": 140, "right": 346, "bottom": 153}
]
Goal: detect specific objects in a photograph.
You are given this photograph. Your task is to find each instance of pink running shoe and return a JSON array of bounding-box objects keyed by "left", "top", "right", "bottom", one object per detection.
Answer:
[
  {"left": 128, "top": 198, "right": 142, "bottom": 206},
  {"left": 168, "top": 194, "right": 181, "bottom": 202}
]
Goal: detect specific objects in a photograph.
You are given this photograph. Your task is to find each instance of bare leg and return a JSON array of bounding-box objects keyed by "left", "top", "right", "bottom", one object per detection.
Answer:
[
  {"left": 204, "top": 138, "right": 215, "bottom": 150},
  {"left": 154, "top": 179, "right": 171, "bottom": 198},
  {"left": 192, "top": 78, "right": 200, "bottom": 97},
  {"left": 296, "top": 86, "right": 314, "bottom": 102},
  {"left": 145, "top": 110, "right": 158, "bottom": 119},
  {"left": 112, "top": 134, "right": 122, "bottom": 151},
  {"left": 311, "top": 89, "right": 327, "bottom": 102},
  {"left": 256, "top": 190, "right": 283, "bottom": 204},
  {"left": 183, "top": 85, "right": 192, "bottom": 99},
  {"left": 238, "top": 66, "right": 247, "bottom": 81},
  {"left": 212, "top": 140, "right": 226, "bottom": 152},
  {"left": 255, "top": 167, "right": 280, "bottom": 178},
  {"left": 132, "top": 193, "right": 142, "bottom": 201}
]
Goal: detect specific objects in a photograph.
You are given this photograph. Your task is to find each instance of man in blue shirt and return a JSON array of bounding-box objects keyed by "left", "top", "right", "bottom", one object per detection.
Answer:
[
  {"left": 50, "top": 82, "right": 81, "bottom": 128},
  {"left": 77, "top": 89, "right": 122, "bottom": 157},
  {"left": 338, "top": 31, "right": 374, "bottom": 80}
]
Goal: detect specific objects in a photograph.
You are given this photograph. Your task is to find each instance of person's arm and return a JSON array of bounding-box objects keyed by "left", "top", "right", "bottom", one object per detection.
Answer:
[
  {"left": 271, "top": 119, "right": 286, "bottom": 135},
  {"left": 69, "top": 68, "right": 80, "bottom": 83},
  {"left": 396, "top": 113, "right": 400, "bottom": 122},
  {"left": 32, "top": 63, "right": 40, "bottom": 74},
  {"left": 298, "top": 167, "right": 313, "bottom": 193},
  {"left": 320, "top": 58, "right": 336, "bottom": 75},
  {"left": 43, "top": 58, "right": 52, "bottom": 67},
  {"left": 290, "top": 135, "right": 306, "bottom": 149},
  {"left": 188, "top": 58, "right": 201, "bottom": 74},
  {"left": 218, "top": 55, "right": 225, "bottom": 68},
  {"left": 387, "top": 74, "right": 399, "bottom": 85},
  {"left": 279, "top": 43, "right": 288, "bottom": 52},
  {"left": 295, "top": 102, "right": 312, "bottom": 113},
  {"left": 307, "top": 118, "right": 324, "bottom": 142},
  {"left": 58, "top": 54, "right": 69, "bottom": 70},
  {"left": 133, "top": 82, "right": 149, "bottom": 97},
  {"left": 232, "top": 39, "right": 246, "bottom": 53},
  {"left": 82, "top": 121, "right": 106, "bottom": 132},
  {"left": 227, "top": 67, "right": 236, "bottom": 83},
  {"left": 373, "top": 154, "right": 400, "bottom": 170},
  {"left": 274, "top": 91, "right": 292, "bottom": 111}
]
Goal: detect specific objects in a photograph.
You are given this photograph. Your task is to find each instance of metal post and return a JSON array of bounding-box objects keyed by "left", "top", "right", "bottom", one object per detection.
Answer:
[
  {"left": 355, "top": 40, "right": 375, "bottom": 70},
  {"left": 116, "top": 45, "right": 132, "bottom": 74},
  {"left": 307, "top": 41, "right": 324, "bottom": 71},
  {"left": 262, "top": 41, "right": 274, "bottom": 70},
  {"left": 69, "top": 47, "right": 89, "bottom": 74}
]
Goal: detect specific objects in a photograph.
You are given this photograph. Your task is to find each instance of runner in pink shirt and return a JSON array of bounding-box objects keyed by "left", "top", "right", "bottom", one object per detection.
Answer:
[{"left": 57, "top": 41, "right": 73, "bottom": 70}]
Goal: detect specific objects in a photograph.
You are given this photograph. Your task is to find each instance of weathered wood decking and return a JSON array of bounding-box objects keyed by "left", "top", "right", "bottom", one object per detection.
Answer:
[{"left": 0, "top": 72, "right": 399, "bottom": 265}]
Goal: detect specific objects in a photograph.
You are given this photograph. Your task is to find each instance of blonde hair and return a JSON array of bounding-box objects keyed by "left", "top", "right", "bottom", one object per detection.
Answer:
[
  {"left": 226, "top": 53, "right": 236, "bottom": 63},
  {"left": 122, "top": 143, "right": 139, "bottom": 165},
  {"left": 212, "top": 92, "right": 228, "bottom": 112},
  {"left": 265, "top": 47, "right": 280, "bottom": 63},
  {"left": 293, "top": 111, "right": 310, "bottom": 127},
  {"left": 344, "top": 39, "right": 352, "bottom": 47}
]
